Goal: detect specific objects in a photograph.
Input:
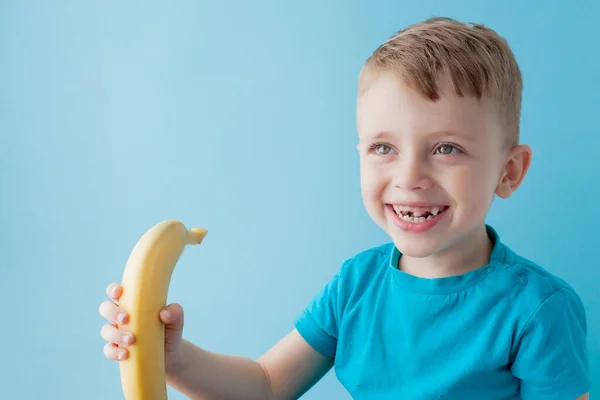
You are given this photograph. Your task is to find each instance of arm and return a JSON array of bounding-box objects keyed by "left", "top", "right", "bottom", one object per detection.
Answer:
[
  {"left": 166, "top": 261, "right": 347, "bottom": 399},
  {"left": 166, "top": 329, "right": 333, "bottom": 400},
  {"left": 258, "top": 329, "right": 335, "bottom": 399}
]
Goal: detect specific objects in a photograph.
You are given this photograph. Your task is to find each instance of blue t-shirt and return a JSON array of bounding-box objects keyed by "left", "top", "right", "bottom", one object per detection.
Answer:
[{"left": 294, "top": 226, "right": 590, "bottom": 399}]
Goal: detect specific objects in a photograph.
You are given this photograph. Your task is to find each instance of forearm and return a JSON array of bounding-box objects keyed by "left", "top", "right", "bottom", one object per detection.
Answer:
[{"left": 166, "top": 339, "right": 274, "bottom": 400}]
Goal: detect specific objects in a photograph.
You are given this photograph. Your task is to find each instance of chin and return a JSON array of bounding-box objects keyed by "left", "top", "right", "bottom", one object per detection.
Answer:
[{"left": 390, "top": 235, "right": 446, "bottom": 258}]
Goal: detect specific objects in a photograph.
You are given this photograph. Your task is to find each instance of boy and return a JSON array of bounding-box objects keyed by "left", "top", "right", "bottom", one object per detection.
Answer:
[{"left": 99, "top": 17, "right": 590, "bottom": 399}]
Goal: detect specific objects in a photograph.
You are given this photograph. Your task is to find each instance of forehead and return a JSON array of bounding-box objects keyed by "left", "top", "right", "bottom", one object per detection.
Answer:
[{"left": 356, "top": 71, "right": 498, "bottom": 142}]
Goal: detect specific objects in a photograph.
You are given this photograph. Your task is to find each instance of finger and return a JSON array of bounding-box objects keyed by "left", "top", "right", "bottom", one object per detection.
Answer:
[
  {"left": 100, "top": 324, "right": 135, "bottom": 347},
  {"left": 160, "top": 303, "right": 184, "bottom": 353},
  {"left": 104, "top": 342, "right": 129, "bottom": 361},
  {"left": 98, "top": 300, "right": 128, "bottom": 325},
  {"left": 160, "top": 303, "right": 184, "bottom": 330},
  {"left": 106, "top": 283, "right": 122, "bottom": 300}
]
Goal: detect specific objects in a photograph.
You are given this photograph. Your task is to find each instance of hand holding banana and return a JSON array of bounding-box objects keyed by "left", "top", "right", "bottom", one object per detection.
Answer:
[{"left": 99, "top": 220, "right": 207, "bottom": 399}]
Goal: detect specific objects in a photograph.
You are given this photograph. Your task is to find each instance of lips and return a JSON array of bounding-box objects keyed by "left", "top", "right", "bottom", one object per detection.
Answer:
[{"left": 383, "top": 202, "right": 450, "bottom": 233}]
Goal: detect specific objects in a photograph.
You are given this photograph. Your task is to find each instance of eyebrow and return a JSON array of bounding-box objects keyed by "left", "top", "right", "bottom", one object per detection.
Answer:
[
  {"left": 362, "top": 130, "right": 475, "bottom": 142},
  {"left": 429, "top": 130, "right": 476, "bottom": 142},
  {"left": 359, "top": 131, "right": 396, "bottom": 142}
]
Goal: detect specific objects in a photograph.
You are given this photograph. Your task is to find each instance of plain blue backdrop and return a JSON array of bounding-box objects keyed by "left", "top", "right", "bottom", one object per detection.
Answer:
[{"left": 1, "top": 1, "right": 598, "bottom": 398}]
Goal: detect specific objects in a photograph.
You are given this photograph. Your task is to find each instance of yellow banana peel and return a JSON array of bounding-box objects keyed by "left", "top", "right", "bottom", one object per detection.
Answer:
[{"left": 117, "top": 219, "right": 207, "bottom": 400}]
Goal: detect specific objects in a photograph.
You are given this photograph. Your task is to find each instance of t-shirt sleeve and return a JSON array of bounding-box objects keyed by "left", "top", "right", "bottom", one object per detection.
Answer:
[
  {"left": 510, "top": 287, "right": 590, "bottom": 399},
  {"left": 294, "top": 263, "right": 347, "bottom": 359}
]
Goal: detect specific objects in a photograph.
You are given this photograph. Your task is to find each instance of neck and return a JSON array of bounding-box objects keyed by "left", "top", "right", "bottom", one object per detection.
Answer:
[{"left": 398, "top": 224, "right": 493, "bottom": 279}]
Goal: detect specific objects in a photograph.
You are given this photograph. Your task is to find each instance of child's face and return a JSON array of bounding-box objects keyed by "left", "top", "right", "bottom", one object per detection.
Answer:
[{"left": 356, "top": 71, "right": 526, "bottom": 259}]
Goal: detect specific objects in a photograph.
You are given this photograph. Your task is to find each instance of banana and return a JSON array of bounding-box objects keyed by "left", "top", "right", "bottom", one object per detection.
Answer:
[{"left": 117, "top": 219, "right": 207, "bottom": 400}]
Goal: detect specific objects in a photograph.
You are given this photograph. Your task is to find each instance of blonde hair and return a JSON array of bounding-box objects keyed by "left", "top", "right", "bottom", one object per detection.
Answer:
[{"left": 359, "top": 17, "right": 523, "bottom": 147}]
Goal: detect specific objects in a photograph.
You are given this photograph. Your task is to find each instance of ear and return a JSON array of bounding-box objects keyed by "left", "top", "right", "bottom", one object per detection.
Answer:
[{"left": 495, "top": 144, "right": 532, "bottom": 199}]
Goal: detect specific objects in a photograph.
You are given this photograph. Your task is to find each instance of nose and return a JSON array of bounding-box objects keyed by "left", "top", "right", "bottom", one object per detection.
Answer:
[{"left": 392, "top": 156, "right": 432, "bottom": 191}]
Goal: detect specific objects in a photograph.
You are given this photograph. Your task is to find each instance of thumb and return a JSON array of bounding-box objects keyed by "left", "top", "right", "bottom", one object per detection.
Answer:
[{"left": 160, "top": 303, "right": 184, "bottom": 352}]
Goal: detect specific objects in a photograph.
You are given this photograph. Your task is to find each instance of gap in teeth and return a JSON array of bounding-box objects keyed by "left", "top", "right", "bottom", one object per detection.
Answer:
[
  {"left": 392, "top": 205, "right": 446, "bottom": 222},
  {"left": 400, "top": 214, "right": 433, "bottom": 223}
]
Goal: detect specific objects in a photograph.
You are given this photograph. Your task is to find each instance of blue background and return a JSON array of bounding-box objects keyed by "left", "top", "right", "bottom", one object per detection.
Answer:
[{"left": 1, "top": 1, "right": 598, "bottom": 398}]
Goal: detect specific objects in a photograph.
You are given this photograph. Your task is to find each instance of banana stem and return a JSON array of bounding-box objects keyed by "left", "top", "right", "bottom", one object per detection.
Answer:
[{"left": 186, "top": 228, "right": 208, "bottom": 245}]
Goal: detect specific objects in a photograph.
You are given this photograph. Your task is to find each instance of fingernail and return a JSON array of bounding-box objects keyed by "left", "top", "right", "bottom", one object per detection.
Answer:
[
  {"left": 117, "top": 350, "right": 125, "bottom": 360},
  {"left": 111, "top": 284, "right": 119, "bottom": 296},
  {"left": 122, "top": 333, "right": 132, "bottom": 345},
  {"left": 117, "top": 312, "right": 126, "bottom": 324},
  {"left": 161, "top": 309, "right": 171, "bottom": 321}
]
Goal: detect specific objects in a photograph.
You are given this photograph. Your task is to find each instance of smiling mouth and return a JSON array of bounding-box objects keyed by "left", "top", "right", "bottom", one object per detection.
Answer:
[{"left": 390, "top": 205, "right": 450, "bottom": 223}]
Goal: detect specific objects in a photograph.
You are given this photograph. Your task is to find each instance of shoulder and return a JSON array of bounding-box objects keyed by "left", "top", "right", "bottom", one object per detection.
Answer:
[
  {"left": 312, "top": 241, "right": 395, "bottom": 309},
  {"left": 293, "top": 242, "right": 396, "bottom": 356},
  {"left": 298, "top": 241, "right": 395, "bottom": 311},
  {"left": 498, "top": 242, "right": 586, "bottom": 323},
  {"left": 336, "top": 242, "right": 395, "bottom": 286},
  {"left": 491, "top": 230, "right": 588, "bottom": 350}
]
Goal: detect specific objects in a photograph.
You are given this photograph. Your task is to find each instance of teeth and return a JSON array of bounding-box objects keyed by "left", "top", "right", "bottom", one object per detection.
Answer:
[
  {"left": 392, "top": 205, "right": 446, "bottom": 223},
  {"left": 399, "top": 214, "right": 427, "bottom": 223}
]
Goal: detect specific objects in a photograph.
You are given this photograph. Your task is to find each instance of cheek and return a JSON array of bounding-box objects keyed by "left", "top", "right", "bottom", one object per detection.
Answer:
[
  {"left": 451, "top": 165, "right": 498, "bottom": 213},
  {"left": 360, "top": 163, "right": 388, "bottom": 202}
]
